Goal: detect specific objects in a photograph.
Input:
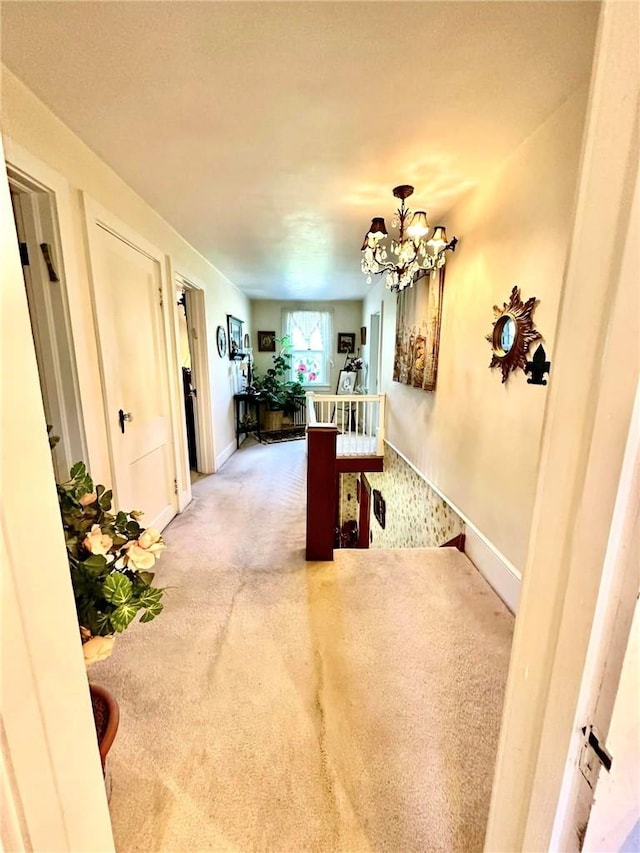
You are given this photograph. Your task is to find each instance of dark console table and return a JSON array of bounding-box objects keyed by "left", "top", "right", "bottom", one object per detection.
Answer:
[{"left": 234, "top": 393, "right": 264, "bottom": 448}]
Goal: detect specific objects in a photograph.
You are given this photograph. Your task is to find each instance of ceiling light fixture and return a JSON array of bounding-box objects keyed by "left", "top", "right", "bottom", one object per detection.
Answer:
[{"left": 360, "top": 185, "right": 458, "bottom": 292}]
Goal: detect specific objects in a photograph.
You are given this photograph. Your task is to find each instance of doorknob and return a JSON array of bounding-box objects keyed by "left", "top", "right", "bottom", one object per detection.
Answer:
[{"left": 118, "top": 409, "right": 134, "bottom": 434}]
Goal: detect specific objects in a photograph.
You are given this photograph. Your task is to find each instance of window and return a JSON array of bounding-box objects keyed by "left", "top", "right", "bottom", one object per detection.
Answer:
[{"left": 283, "top": 309, "right": 332, "bottom": 387}]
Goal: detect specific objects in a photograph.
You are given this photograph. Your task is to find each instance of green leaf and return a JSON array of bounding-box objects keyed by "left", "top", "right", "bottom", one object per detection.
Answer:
[
  {"left": 137, "top": 587, "right": 163, "bottom": 608},
  {"left": 102, "top": 573, "right": 132, "bottom": 605},
  {"left": 96, "top": 484, "right": 105, "bottom": 498},
  {"left": 81, "top": 554, "right": 108, "bottom": 577},
  {"left": 70, "top": 461, "right": 85, "bottom": 479},
  {"left": 94, "top": 612, "right": 113, "bottom": 635},
  {"left": 115, "top": 511, "right": 128, "bottom": 530},
  {"left": 99, "top": 489, "right": 113, "bottom": 510},
  {"left": 110, "top": 602, "right": 138, "bottom": 632},
  {"left": 137, "top": 571, "right": 155, "bottom": 586},
  {"left": 139, "top": 602, "right": 163, "bottom": 623},
  {"left": 83, "top": 554, "right": 107, "bottom": 568},
  {"left": 126, "top": 520, "right": 141, "bottom": 537}
]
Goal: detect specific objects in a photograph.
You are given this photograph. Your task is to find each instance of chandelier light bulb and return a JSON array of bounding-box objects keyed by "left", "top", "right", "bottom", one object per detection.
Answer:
[
  {"left": 407, "top": 211, "right": 429, "bottom": 238},
  {"left": 367, "top": 217, "right": 388, "bottom": 240},
  {"left": 427, "top": 225, "right": 448, "bottom": 248}
]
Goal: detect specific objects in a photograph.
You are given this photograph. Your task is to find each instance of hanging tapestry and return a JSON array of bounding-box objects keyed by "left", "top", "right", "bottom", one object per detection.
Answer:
[{"left": 392, "top": 268, "right": 445, "bottom": 392}]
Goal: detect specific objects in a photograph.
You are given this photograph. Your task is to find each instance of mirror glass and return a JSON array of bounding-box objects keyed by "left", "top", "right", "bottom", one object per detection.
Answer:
[{"left": 499, "top": 316, "right": 516, "bottom": 354}]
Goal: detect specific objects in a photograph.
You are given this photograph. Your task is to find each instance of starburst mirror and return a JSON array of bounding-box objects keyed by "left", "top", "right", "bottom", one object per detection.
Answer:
[{"left": 486, "top": 286, "right": 542, "bottom": 383}]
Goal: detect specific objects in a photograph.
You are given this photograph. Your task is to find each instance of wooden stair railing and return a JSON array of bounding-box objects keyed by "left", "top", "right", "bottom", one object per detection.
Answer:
[
  {"left": 305, "top": 391, "right": 386, "bottom": 561},
  {"left": 306, "top": 425, "right": 338, "bottom": 561}
]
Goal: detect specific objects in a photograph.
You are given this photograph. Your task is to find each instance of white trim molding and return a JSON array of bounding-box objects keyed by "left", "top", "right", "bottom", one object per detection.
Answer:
[
  {"left": 216, "top": 439, "right": 236, "bottom": 471},
  {"left": 464, "top": 527, "right": 521, "bottom": 613}
]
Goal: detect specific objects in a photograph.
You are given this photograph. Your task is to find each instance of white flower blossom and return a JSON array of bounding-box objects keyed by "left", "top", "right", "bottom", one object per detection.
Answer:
[{"left": 83, "top": 524, "right": 113, "bottom": 556}]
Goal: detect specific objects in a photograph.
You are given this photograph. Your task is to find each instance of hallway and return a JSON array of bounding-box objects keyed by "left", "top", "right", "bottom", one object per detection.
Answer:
[{"left": 96, "top": 440, "right": 513, "bottom": 852}]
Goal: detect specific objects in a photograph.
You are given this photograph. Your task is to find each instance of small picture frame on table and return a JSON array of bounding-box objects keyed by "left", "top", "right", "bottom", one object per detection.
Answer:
[{"left": 336, "top": 370, "right": 357, "bottom": 395}]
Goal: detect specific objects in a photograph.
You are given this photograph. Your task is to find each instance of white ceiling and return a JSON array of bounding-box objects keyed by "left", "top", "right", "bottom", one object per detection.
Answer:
[{"left": 1, "top": 1, "right": 599, "bottom": 301}]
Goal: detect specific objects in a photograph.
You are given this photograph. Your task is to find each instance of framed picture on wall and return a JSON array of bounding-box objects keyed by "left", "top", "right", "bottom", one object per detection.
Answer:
[
  {"left": 337, "top": 332, "right": 356, "bottom": 354},
  {"left": 257, "top": 330, "right": 276, "bottom": 352},
  {"left": 227, "top": 314, "right": 243, "bottom": 360}
]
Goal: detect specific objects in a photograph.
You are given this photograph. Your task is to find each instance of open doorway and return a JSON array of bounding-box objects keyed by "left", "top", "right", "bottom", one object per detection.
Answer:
[
  {"left": 174, "top": 275, "right": 215, "bottom": 483},
  {"left": 368, "top": 309, "right": 382, "bottom": 394},
  {"left": 176, "top": 287, "right": 200, "bottom": 482},
  {"left": 8, "top": 169, "right": 86, "bottom": 481}
]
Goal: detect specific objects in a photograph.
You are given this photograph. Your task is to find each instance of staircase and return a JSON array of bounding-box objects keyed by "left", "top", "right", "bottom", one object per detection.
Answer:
[{"left": 305, "top": 391, "right": 386, "bottom": 560}]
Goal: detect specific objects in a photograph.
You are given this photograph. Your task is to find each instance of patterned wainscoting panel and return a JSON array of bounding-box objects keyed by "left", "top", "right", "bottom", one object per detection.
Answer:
[
  {"left": 367, "top": 444, "right": 464, "bottom": 548},
  {"left": 339, "top": 474, "right": 359, "bottom": 525}
]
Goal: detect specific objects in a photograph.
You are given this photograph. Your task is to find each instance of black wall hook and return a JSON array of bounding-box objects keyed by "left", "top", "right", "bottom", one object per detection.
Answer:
[{"left": 525, "top": 344, "right": 551, "bottom": 385}]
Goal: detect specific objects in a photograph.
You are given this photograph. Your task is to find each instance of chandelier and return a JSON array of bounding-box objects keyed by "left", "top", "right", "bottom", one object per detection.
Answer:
[{"left": 360, "top": 185, "right": 458, "bottom": 292}]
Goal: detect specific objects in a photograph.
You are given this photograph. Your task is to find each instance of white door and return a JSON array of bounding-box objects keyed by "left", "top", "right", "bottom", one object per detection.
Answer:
[
  {"left": 583, "top": 594, "right": 640, "bottom": 852},
  {"left": 89, "top": 223, "right": 177, "bottom": 531},
  {"left": 551, "top": 384, "right": 640, "bottom": 850}
]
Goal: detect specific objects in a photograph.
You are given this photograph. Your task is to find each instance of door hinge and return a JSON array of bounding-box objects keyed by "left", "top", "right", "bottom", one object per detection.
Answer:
[
  {"left": 579, "top": 725, "right": 612, "bottom": 788},
  {"left": 19, "top": 242, "right": 29, "bottom": 266},
  {"left": 40, "top": 243, "right": 60, "bottom": 282},
  {"left": 159, "top": 287, "right": 164, "bottom": 307},
  {"left": 174, "top": 478, "right": 178, "bottom": 495}
]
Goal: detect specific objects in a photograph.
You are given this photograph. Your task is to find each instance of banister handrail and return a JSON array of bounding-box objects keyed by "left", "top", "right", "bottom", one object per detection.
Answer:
[
  {"left": 306, "top": 391, "right": 386, "bottom": 456},
  {"left": 306, "top": 393, "right": 384, "bottom": 403},
  {"left": 306, "top": 391, "right": 318, "bottom": 426}
]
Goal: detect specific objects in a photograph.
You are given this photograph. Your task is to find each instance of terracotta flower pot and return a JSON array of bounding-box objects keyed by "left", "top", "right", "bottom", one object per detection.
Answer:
[{"left": 89, "top": 683, "right": 120, "bottom": 777}]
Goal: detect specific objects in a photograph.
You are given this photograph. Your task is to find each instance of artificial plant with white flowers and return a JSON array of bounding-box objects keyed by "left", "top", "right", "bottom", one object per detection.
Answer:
[{"left": 57, "top": 461, "right": 165, "bottom": 645}]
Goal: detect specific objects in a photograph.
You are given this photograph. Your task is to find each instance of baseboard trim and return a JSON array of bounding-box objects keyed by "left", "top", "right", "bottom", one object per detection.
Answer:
[
  {"left": 384, "top": 439, "right": 521, "bottom": 612},
  {"left": 463, "top": 527, "right": 521, "bottom": 613},
  {"left": 215, "top": 440, "right": 236, "bottom": 471}
]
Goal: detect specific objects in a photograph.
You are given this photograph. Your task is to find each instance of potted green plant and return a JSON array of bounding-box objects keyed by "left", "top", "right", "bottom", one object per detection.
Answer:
[
  {"left": 251, "top": 336, "right": 305, "bottom": 431},
  {"left": 57, "top": 461, "right": 165, "bottom": 666}
]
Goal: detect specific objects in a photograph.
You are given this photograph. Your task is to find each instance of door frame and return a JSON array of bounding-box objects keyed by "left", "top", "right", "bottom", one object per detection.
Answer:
[
  {"left": 174, "top": 271, "right": 216, "bottom": 479},
  {"left": 368, "top": 310, "right": 381, "bottom": 395},
  {"left": 81, "top": 193, "right": 182, "bottom": 518},
  {"left": 357, "top": 474, "right": 371, "bottom": 548},
  {"left": 1, "top": 136, "right": 114, "bottom": 852},
  {"left": 485, "top": 3, "right": 639, "bottom": 848},
  {"left": 3, "top": 136, "right": 112, "bottom": 481},
  {"left": 5, "top": 157, "right": 88, "bottom": 478}
]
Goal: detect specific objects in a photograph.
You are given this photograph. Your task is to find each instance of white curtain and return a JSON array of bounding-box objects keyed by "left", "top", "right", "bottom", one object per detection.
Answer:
[
  {"left": 283, "top": 309, "right": 332, "bottom": 353},
  {"left": 282, "top": 308, "right": 333, "bottom": 384}
]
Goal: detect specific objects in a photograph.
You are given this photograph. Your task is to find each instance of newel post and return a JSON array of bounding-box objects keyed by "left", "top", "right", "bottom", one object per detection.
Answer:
[{"left": 306, "top": 425, "right": 337, "bottom": 561}]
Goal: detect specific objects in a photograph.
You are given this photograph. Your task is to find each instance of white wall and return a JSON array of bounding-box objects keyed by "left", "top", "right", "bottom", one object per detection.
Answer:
[
  {"left": 251, "top": 299, "right": 362, "bottom": 391},
  {"left": 362, "top": 86, "right": 589, "bottom": 574},
  {"left": 1, "top": 67, "right": 250, "bottom": 480}
]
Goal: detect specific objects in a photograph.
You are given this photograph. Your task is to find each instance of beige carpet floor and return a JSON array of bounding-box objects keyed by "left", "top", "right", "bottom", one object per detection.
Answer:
[{"left": 95, "top": 439, "right": 514, "bottom": 853}]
